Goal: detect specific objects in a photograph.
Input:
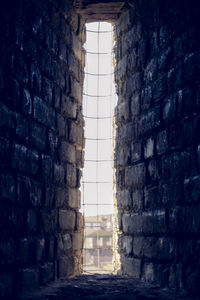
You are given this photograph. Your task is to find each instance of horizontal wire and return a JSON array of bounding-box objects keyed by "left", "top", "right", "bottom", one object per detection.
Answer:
[
  {"left": 85, "top": 71, "right": 114, "bottom": 76},
  {"left": 83, "top": 93, "right": 114, "bottom": 98},
  {"left": 81, "top": 204, "right": 113, "bottom": 206},
  {"left": 85, "top": 138, "right": 112, "bottom": 141},
  {"left": 86, "top": 51, "right": 111, "bottom": 55},
  {"left": 85, "top": 159, "right": 112, "bottom": 162},
  {"left": 83, "top": 115, "right": 112, "bottom": 119},
  {"left": 86, "top": 30, "right": 112, "bottom": 33},
  {"left": 82, "top": 181, "right": 112, "bottom": 184}
]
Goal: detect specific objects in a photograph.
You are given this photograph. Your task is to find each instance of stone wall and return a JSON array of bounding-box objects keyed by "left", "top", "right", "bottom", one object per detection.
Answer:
[
  {"left": 114, "top": 0, "right": 200, "bottom": 294},
  {"left": 0, "top": 0, "right": 84, "bottom": 297}
]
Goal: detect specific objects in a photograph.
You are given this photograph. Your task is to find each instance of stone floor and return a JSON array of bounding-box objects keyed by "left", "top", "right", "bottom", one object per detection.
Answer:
[{"left": 21, "top": 275, "right": 196, "bottom": 300}]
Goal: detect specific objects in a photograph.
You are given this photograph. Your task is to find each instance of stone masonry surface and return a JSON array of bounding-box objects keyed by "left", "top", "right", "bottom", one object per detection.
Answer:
[
  {"left": 114, "top": 0, "right": 200, "bottom": 296},
  {"left": 0, "top": 0, "right": 85, "bottom": 297}
]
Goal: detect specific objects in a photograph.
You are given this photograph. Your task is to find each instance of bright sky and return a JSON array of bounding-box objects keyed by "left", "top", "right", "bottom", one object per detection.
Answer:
[{"left": 81, "top": 22, "right": 117, "bottom": 217}]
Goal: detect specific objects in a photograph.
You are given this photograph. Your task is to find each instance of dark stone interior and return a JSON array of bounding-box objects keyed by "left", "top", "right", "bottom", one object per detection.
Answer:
[{"left": 0, "top": 0, "right": 200, "bottom": 298}]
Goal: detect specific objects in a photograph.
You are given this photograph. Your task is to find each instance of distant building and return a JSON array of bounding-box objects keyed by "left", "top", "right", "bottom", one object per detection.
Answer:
[{"left": 84, "top": 214, "right": 113, "bottom": 272}]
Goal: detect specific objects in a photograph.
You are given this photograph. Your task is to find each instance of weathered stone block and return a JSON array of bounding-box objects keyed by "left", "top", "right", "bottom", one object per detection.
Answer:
[
  {"left": 35, "top": 238, "right": 45, "bottom": 262},
  {"left": 0, "top": 174, "right": 15, "bottom": 202},
  {"left": 156, "top": 130, "right": 168, "bottom": 154},
  {"left": 61, "top": 96, "right": 77, "bottom": 119},
  {"left": 33, "top": 96, "right": 55, "bottom": 129},
  {"left": 58, "top": 256, "right": 74, "bottom": 278},
  {"left": 60, "top": 141, "right": 76, "bottom": 163},
  {"left": 54, "top": 164, "right": 65, "bottom": 185},
  {"left": 121, "top": 235, "right": 133, "bottom": 255},
  {"left": 184, "top": 175, "right": 200, "bottom": 203},
  {"left": 68, "top": 188, "right": 81, "bottom": 209},
  {"left": 117, "top": 190, "right": 132, "bottom": 208},
  {"left": 66, "top": 163, "right": 77, "bottom": 187},
  {"left": 144, "top": 185, "right": 160, "bottom": 209},
  {"left": 122, "top": 256, "right": 141, "bottom": 278},
  {"left": 131, "top": 142, "right": 142, "bottom": 163},
  {"left": 144, "top": 137, "right": 154, "bottom": 158},
  {"left": 125, "top": 163, "right": 146, "bottom": 188},
  {"left": 57, "top": 113, "right": 67, "bottom": 137},
  {"left": 59, "top": 209, "right": 76, "bottom": 231},
  {"left": 77, "top": 212, "right": 84, "bottom": 230},
  {"left": 72, "top": 232, "right": 83, "bottom": 251},
  {"left": 58, "top": 234, "right": 72, "bottom": 256},
  {"left": 15, "top": 113, "right": 29, "bottom": 141},
  {"left": 132, "top": 189, "right": 143, "bottom": 211},
  {"left": 39, "top": 263, "right": 54, "bottom": 285},
  {"left": 27, "top": 209, "right": 38, "bottom": 232},
  {"left": 69, "top": 122, "right": 83, "bottom": 146},
  {"left": 30, "top": 120, "right": 46, "bottom": 151},
  {"left": 40, "top": 209, "right": 57, "bottom": 234}
]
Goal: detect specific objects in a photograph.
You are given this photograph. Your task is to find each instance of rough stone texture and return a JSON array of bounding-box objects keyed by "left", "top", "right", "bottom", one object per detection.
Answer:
[
  {"left": 0, "top": 0, "right": 84, "bottom": 297},
  {"left": 114, "top": 0, "right": 200, "bottom": 296}
]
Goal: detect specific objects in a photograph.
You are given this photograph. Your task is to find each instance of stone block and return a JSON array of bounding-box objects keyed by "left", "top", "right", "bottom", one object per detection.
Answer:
[
  {"left": 117, "top": 122, "right": 137, "bottom": 144},
  {"left": 0, "top": 174, "right": 15, "bottom": 203},
  {"left": 184, "top": 175, "right": 200, "bottom": 203},
  {"left": 72, "top": 232, "right": 83, "bottom": 251},
  {"left": 30, "top": 180, "right": 42, "bottom": 206},
  {"left": 16, "top": 238, "right": 30, "bottom": 265},
  {"left": 61, "top": 96, "right": 77, "bottom": 119},
  {"left": 142, "top": 210, "right": 167, "bottom": 234},
  {"left": 70, "top": 78, "right": 82, "bottom": 103},
  {"left": 117, "top": 190, "right": 132, "bottom": 209},
  {"left": 39, "top": 263, "right": 54, "bottom": 285},
  {"left": 41, "top": 77, "right": 53, "bottom": 104},
  {"left": 33, "top": 96, "right": 55, "bottom": 129},
  {"left": 42, "top": 154, "right": 53, "bottom": 181},
  {"left": 17, "top": 174, "right": 31, "bottom": 205},
  {"left": 30, "top": 63, "right": 42, "bottom": 95},
  {"left": 21, "top": 268, "right": 39, "bottom": 291},
  {"left": 27, "top": 149, "right": 39, "bottom": 175},
  {"left": 69, "top": 122, "right": 83, "bottom": 146},
  {"left": 12, "top": 143, "right": 27, "bottom": 172},
  {"left": 159, "top": 179, "right": 182, "bottom": 206},
  {"left": 144, "top": 58, "right": 158, "bottom": 84},
  {"left": 156, "top": 130, "right": 168, "bottom": 154},
  {"left": 121, "top": 235, "right": 133, "bottom": 256},
  {"left": 48, "top": 130, "right": 58, "bottom": 153},
  {"left": 57, "top": 113, "right": 67, "bottom": 137},
  {"left": 77, "top": 212, "right": 84, "bottom": 230},
  {"left": 144, "top": 185, "right": 160, "bottom": 209},
  {"left": 0, "top": 239, "right": 15, "bottom": 265},
  {"left": 60, "top": 141, "right": 76, "bottom": 163},
  {"left": 126, "top": 72, "right": 143, "bottom": 96},
  {"left": 30, "top": 120, "right": 46, "bottom": 151},
  {"left": 144, "top": 137, "right": 154, "bottom": 158},
  {"left": 68, "top": 188, "right": 81, "bottom": 209},
  {"left": 40, "top": 209, "right": 57, "bottom": 234},
  {"left": 122, "top": 213, "right": 142, "bottom": 234},
  {"left": 138, "top": 108, "right": 160, "bottom": 137},
  {"left": 27, "top": 209, "right": 38, "bottom": 232},
  {"left": 66, "top": 163, "right": 77, "bottom": 187},
  {"left": 58, "top": 256, "right": 74, "bottom": 278},
  {"left": 15, "top": 113, "right": 29, "bottom": 141},
  {"left": 131, "top": 142, "right": 142, "bottom": 163},
  {"left": 115, "top": 101, "right": 129, "bottom": 124},
  {"left": 152, "top": 76, "right": 167, "bottom": 102},
  {"left": 133, "top": 237, "right": 143, "bottom": 257},
  {"left": 35, "top": 238, "right": 45, "bottom": 262},
  {"left": 122, "top": 256, "right": 141, "bottom": 278},
  {"left": 54, "top": 164, "right": 65, "bottom": 185},
  {"left": 125, "top": 163, "right": 146, "bottom": 188},
  {"left": 140, "top": 86, "right": 152, "bottom": 111},
  {"left": 141, "top": 263, "right": 154, "bottom": 283},
  {"left": 58, "top": 234, "right": 72, "bottom": 256},
  {"left": 163, "top": 97, "right": 176, "bottom": 124},
  {"left": 59, "top": 209, "right": 76, "bottom": 231},
  {"left": 115, "top": 143, "right": 130, "bottom": 167},
  {"left": 55, "top": 187, "right": 67, "bottom": 207},
  {"left": 132, "top": 189, "right": 143, "bottom": 211}
]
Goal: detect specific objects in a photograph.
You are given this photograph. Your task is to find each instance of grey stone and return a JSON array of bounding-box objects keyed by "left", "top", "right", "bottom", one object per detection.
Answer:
[{"left": 59, "top": 209, "right": 76, "bottom": 231}]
